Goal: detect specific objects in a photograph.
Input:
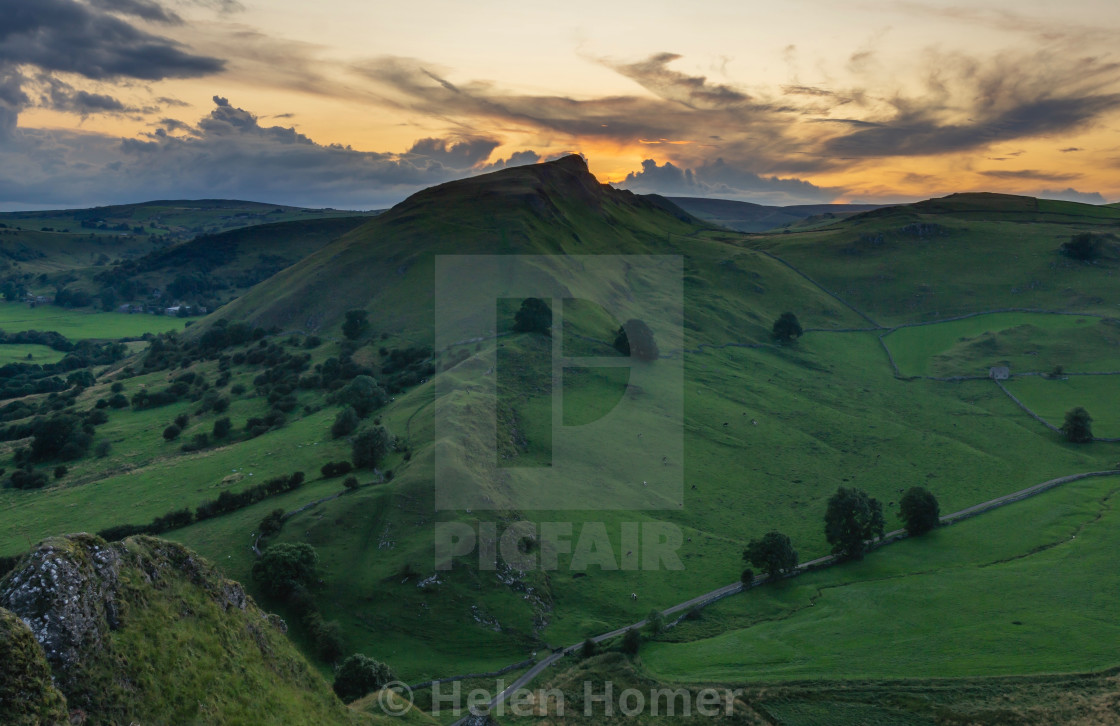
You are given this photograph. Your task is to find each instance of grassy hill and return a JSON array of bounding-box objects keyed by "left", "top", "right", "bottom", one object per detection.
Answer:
[
  {"left": 2, "top": 159, "right": 1120, "bottom": 721},
  {"left": 666, "top": 196, "right": 887, "bottom": 233},
  {"left": 0, "top": 199, "right": 375, "bottom": 242}
]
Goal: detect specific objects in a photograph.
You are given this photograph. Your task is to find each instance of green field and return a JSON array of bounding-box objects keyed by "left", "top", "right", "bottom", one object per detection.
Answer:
[
  {"left": 0, "top": 303, "right": 187, "bottom": 339},
  {"left": 0, "top": 344, "right": 66, "bottom": 365},
  {"left": 643, "top": 473, "right": 1120, "bottom": 681},
  {"left": 882, "top": 312, "right": 1116, "bottom": 377},
  {"left": 1005, "top": 375, "right": 1120, "bottom": 438}
]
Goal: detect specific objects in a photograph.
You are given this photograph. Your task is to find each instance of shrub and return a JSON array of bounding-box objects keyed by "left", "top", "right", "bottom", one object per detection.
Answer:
[
  {"left": 343, "top": 475, "right": 359, "bottom": 490},
  {"left": 580, "top": 638, "right": 598, "bottom": 658},
  {"left": 331, "top": 406, "right": 360, "bottom": 438},
  {"left": 162, "top": 424, "right": 181, "bottom": 441},
  {"left": 620, "top": 628, "right": 641, "bottom": 656},
  {"left": 332, "top": 654, "right": 395, "bottom": 703},
  {"left": 352, "top": 427, "right": 392, "bottom": 469},
  {"left": 320, "top": 461, "right": 353, "bottom": 478},
  {"left": 53, "top": 466, "right": 67, "bottom": 479},
  {"left": 212, "top": 417, "right": 232, "bottom": 439},
  {"left": 251, "top": 543, "right": 319, "bottom": 598},
  {"left": 899, "top": 486, "right": 940, "bottom": 536}
]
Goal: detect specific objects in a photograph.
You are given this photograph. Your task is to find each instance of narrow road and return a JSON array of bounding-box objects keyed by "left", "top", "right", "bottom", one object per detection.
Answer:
[{"left": 445, "top": 468, "right": 1120, "bottom": 724}]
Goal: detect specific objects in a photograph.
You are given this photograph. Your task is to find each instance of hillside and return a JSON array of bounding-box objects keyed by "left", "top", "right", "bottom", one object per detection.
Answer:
[
  {"left": 666, "top": 196, "right": 887, "bottom": 232},
  {"left": 2, "top": 158, "right": 1120, "bottom": 723},
  {"left": 0, "top": 533, "right": 358, "bottom": 725},
  {"left": 0, "top": 200, "right": 375, "bottom": 242}
]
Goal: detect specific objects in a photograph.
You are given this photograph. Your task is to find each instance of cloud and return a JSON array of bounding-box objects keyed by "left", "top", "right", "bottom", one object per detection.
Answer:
[
  {"left": 87, "top": 0, "right": 182, "bottom": 24},
  {"left": 405, "top": 136, "right": 501, "bottom": 169},
  {"left": 1038, "top": 188, "right": 1106, "bottom": 204},
  {"left": 821, "top": 50, "right": 1120, "bottom": 159},
  {"left": 0, "top": 97, "right": 541, "bottom": 209},
  {"left": 616, "top": 158, "right": 838, "bottom": 206},
  {"left": 979, "top": 169, "right": 1081, "bottom": 182},
  {"left": 0, "top": 0, "right": 224, "bottom": 81}
]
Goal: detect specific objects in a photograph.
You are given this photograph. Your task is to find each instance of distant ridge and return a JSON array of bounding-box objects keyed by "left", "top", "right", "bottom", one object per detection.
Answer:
[{"left": 666, "top": 196, "right": 888, "bottom": 232}]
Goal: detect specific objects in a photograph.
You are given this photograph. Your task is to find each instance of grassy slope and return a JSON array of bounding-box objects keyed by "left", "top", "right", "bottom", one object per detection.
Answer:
[
  {"left": 4, "top": 164, "right": 1120, "bottom": 700},
  {"left": 642, "top": 473, "right": 1120, "bottom": 681},
  {"left": 751, "top": 193, "right": 1120, "bottom": 325}
]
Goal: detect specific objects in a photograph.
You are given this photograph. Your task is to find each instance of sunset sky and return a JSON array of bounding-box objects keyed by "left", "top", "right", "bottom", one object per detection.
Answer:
[{"left": 2, "top": 0, "right": 1119, "bottom": 210}]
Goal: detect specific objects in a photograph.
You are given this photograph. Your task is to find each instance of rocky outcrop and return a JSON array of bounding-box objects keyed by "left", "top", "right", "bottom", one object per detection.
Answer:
[{"left": 0, "top": 607, "right": 69, "bottom": 726}]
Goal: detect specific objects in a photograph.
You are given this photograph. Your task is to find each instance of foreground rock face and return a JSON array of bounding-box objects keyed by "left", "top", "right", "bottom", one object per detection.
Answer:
[
  {"left": 0, "top": 533, "right": 351, "bottom": 725},
  {"left": 0, "top": 607, "right": 69, "bottom": 726}
]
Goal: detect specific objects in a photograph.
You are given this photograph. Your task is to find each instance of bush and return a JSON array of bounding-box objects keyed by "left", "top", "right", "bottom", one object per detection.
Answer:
[
  {"left": 620, "top": 628, "right": 641, "bottom": 656},
  {"left": 212, "top": 417, "right": 232, "bottom": 439},
  {"left": 513, "top": 297, "right": 552, "bottom": 335},
  {"left": 331, "top": 406, "right": 360, "bottom": 438},
  {"left": 580, "top": 638, "right": 598, "bottom": 658},
  {"left": 1062, "top": 407, "right": 1094, "bottom": 443},
  {"left": 343, "top": 475, "right": 359, "bottom": 490},
  {"left": 95, "top": 440, "right": 111, "bottom": 458},
  {"left": 321, "top": 461, "right": 353, "bottom": 478},
  {"left": 743, "top": 531, "right": 798, "bottom": 578},
  {"left": 111, "top": 382, "right": 124, "bottom": 393},
  {"left": 107, "top": 393, "right": 129, "bottom": 409},
  {"left": 646, "top": 609, "right": 664, "bottom": 635},
  {"left": 163, "top": 424, "right": 181, "bottom": 441},
  {"left": 174, "top": 412, "right": 190, "bottom": 429},
  {"left": 342, "top": 309, "right": 369, "bottom": 340},
  {"left": 8, "top": 468, "right": 48, "bottom": 490},
  {"left": 332, "top": 654, "right": 395, "bottom": 703},
  {"left": 258, "top": 509, "right": 285, "bottom": 540},
  {"left": 251, "top": 543, "right": 319, "bottom": 598},
  {"left": 352, "top": 427, "right": 392, "bottom": 469},
  {"left": 740, "top": 568, "right": 754, "bottom": 585},
  {"left": 772, "top": 312, "right": 803, "bottom": 342},
  {"left": 899, "top": 486, "right": 940, "bottom": 536},
  {"left": 53, "top": 466, "right": 66, "bottom": 479}
]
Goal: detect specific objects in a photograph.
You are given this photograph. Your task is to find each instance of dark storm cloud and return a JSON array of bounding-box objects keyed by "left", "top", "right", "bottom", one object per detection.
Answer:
[
  {"left": 0, "top": 0, "right": 224, "bottom": 81},
  {"left": 0, "top": 97, "right": 543, "bottom": 209},
  {"left": 406, "top": 137, "right": 501, "bottom": 169},
  {"left": 979, "top": 169, "right": 1080, "bottom": 182},
  {"left": 822, "top": 50, "right": 1120, "bottom": 159},
  {"left": 87, "top": 0, "right": 182, "bottom": 24}
]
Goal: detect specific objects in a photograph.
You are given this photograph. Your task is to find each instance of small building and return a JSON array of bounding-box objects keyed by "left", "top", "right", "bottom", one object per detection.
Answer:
[{"left": 989, "top": 366, "right": 1010, "bottom": 380}]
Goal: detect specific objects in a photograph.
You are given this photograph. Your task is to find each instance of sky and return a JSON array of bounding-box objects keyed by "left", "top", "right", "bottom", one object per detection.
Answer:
[{"left": 1, "top": 0, "right": 1119, "bottom": 210}]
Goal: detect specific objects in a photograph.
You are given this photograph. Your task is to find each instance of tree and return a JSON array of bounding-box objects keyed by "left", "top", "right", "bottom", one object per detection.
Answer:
[
  {"left": 613, "top": 319, "right": 659, "bottom": 361},
  {"left": 339, "top": 377, "right": 385, "bottom": 418},
  {"left": 740, "top": 568, "right": 755, "bottom": 586},
  {"left": 743, "top": 531, "right": 798, "bottom": 579},
  {"left": 212, "top": 417, "right": 232, "bottom": 439},
  {"left": 332, "top": 654, "right": 395, "bottom": 703},
  {"left": 331, "top": 406, "right": 360, "bottom": 439},
  {"left": 343, "top": 475, "right": 360, "bottom": 490},
  {"left": 772, "top": 312, "right": 803, "bottom": 342},
  {"left": 258, "top": 509, "right": 285, "bottom": 540},
  {"left": 899, "top": 486, "right": 940, "bottom": 536},
  {"left": 162, "top": 423, "right": 181, "bottom": 441},
  {"left": 646, "top": 609, "right": 664, "bottom": 635},
  {"left": 621, "top": 628, "right": 641, "bottom": 656},
  {"left": 251, "top": 543, "right": 319, "bottom": 598},
  {"left": 825, "top": 486, "right": 885, "bottom": 560},
  {"left": 513, "top": 297, "right": 552, "bottom": 335},
  {"left": 1062, "top": 407, "right": 1094, "bottom": 443},
  {"left": 1061, "top": 232, "right": 1105, "bottom": 261},
  {"left": 580, "top": 638, "right": 598, "bottom": 658},
  {"left": 352, "top": 427, "right": 392, "bottom": 469},
  {"left": 342, "top": 309, "right": 370, "bottom": 340},
  {"left": 29, "top": 414, "right": 91, "bottom": 462}
]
